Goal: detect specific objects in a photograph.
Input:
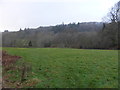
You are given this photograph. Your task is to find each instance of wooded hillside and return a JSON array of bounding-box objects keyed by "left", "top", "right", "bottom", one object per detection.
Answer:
[{"left": 2, "top": 1, "right": 120, "bottom": 49}]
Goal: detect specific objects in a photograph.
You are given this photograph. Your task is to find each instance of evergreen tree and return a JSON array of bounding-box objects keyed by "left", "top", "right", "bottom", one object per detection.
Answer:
[{"left": 28, "top": 41, "right": 32, "bottom": 47}]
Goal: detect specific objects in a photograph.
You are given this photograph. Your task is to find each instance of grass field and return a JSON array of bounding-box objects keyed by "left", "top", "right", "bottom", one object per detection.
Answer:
[{"left": 3, "top": 48, "right": 118, "bottom": 88}]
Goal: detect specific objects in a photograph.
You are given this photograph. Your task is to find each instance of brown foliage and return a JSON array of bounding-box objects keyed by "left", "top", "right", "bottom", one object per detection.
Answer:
[
  {"left": 2, "top": 51, "right": 21, "bottom": 66},
  {"left": 2, "top": 51, "right": 38, "bottom": 88}
]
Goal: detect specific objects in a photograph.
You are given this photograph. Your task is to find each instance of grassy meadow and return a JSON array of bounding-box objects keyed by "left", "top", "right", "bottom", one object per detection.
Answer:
[{"left": 3, "top": 48, "right": 118, "bottom": 88}]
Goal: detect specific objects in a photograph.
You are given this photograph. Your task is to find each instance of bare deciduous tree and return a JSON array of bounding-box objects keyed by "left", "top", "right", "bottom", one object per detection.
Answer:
[{"left": 107, "top": 1, "right": 120, "bottom": 22}]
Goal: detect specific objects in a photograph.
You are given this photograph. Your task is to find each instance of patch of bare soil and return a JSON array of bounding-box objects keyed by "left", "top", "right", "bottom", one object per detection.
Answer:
[
  {"left": 2, "top": 51, "right": 39, "bottom": 88},
  {"left": 2, "top": 51, "right": 21, "bottom": 66},
  {"left": 2, "top": 51, "right": 21, "bottom": 88}
]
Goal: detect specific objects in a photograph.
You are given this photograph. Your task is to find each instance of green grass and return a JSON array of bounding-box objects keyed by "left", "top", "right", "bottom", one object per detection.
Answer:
[{"left": 3, "top": 48, "right": 118, "bottom": 88}]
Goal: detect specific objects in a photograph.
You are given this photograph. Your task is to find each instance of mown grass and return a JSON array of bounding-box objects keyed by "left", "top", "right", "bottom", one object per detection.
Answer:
[{"left": 3, "top": 48, "right": 118, "bottom": 88}]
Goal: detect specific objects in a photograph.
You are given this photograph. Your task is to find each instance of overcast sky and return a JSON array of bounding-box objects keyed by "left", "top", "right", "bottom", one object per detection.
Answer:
[{"left": 0, "top": 0, "right": 119, "bottom": 31}]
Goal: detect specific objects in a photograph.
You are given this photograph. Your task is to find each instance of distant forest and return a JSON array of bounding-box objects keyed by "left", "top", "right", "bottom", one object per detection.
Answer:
[{"left": 2, "top": 1, "right": 120, "bottom": 49}]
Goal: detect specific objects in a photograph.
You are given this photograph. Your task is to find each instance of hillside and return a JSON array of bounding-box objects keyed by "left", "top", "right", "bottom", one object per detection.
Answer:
[
  {"left": 2, "top": 22, "right": 106, "bottom": 48},
  {"left": 2, "top": 21, "right": 118, "bottom": 49}
]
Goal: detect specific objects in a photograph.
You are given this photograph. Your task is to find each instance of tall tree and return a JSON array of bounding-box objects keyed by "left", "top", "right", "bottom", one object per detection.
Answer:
[{"left": 108, "top": 1, "right": 120, "bottom": 22}]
